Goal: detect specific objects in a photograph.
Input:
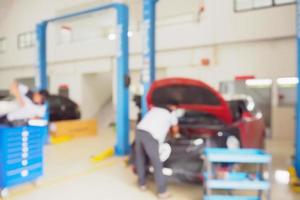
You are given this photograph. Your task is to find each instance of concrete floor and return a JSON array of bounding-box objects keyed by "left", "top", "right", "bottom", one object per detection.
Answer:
[{"left": 3, "top": 128, "right": 300, "bottom": 200}]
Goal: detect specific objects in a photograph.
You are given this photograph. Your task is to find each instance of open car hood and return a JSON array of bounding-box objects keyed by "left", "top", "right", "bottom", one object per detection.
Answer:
[{"left": 147, "top": 78, "right": 233, "bottom": 124}]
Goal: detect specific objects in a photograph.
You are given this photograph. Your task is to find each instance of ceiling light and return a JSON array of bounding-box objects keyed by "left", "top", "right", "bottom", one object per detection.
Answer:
[
  {"left": 245, "top": 79, "right": 272, "bottom": 88},
  {"left": 277, "top": 77, "right": 299, "bottom": 86}
]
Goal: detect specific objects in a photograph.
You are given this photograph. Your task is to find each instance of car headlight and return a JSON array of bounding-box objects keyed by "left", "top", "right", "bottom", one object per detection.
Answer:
[{"left": 226, "top": 135, "right": 240, "bottom": 149}]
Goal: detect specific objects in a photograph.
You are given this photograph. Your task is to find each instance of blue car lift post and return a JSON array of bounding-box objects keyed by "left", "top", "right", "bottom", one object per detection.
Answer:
[
  {"left": 294, "top": 0, "right": 300, "bottom": 187},
  {"left": 36, "top": 3, "right": 130, "bottom": 156},
  {"left": 141, "top": 0, "right": 158, "bottom": 115}
]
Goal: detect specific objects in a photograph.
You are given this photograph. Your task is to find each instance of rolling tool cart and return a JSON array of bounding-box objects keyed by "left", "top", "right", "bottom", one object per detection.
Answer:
[
  {"left": 0, "top": 125, "right": 47, "bottom": 197},
  {"left": 203, "top": 148, "right": 272, "bottom": 200}
]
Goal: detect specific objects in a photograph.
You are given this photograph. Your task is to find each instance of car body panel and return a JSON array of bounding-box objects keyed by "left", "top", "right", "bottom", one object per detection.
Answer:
[
  {"left": 147, "top": 78, "right": 233, "bottom": 124},
  {"left": 236, "top": 117, "right": 265, "bottom": 148}
]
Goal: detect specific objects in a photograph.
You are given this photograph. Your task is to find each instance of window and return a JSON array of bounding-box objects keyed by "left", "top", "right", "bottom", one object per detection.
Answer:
[
  {"left": 235, "top": 0, "right": 296, "bottom": 12},
  {"left": 0, "top": 37, "right": 7, "bottom": 54},
  {"left": 17, "top": 31, "right": 36, "bottom": 49},
  {"left": 275, "top": 0, "right": 296, "bottom": 5}
]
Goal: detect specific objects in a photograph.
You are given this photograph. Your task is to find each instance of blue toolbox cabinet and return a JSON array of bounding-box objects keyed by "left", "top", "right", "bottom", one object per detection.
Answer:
[{"left": 0, "top": 125, "right": 46, "bottom": 197}]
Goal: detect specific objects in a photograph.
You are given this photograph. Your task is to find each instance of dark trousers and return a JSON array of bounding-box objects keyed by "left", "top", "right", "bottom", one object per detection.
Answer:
[{"left": 135, "top": 129, "right": 166, "bottom": 193}]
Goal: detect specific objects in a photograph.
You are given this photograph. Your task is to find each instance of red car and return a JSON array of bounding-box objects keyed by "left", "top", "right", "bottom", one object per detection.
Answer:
[
  {"left": 130, "top": 78, "right": 266, "bottom": 183},
  {"left": 147, "top": 78, "right": 266, "bottom": 149}
]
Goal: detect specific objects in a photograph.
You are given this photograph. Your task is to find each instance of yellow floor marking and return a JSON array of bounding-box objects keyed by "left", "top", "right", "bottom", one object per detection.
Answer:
[
  {"left": 289, "top": 166, "right": 300, "bottom": 192},
  {"left": 90, "top": 147, "right": 115, "bottom": 163},
  {"left": 4, "top": 158, "right": 121, "bottom": 199},
  {"left": 50, "top": 136, "right": 73, "bottom": 144}
]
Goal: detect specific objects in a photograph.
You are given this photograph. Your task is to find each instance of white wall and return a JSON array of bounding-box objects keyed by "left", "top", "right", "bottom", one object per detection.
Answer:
[
  {"left": 0, "top": 67, "right": 35, "bottom": 88},
  {"left": 0, "top": 0, "right": 296, "bottom": 68},
  {"left": 272, "top": 107, "right": 295, "bottom": 141},
  {"left": 81, "top": 72, "right": 113, "bottom": 119},
  {"left": 0, "top": 0, "right": 297, "bottom": 122},
  {"left": 165, "top": 38, "right": 296, "bottom": 88}
]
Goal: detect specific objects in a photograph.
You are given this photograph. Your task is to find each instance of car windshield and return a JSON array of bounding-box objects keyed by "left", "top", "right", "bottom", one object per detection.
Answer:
[{"left": 179, "top": 110, "right": 225, "bottom": 127}]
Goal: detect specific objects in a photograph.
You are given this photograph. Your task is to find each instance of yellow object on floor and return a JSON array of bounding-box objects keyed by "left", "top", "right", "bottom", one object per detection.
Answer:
[
  {"left": 91, "top": 147, "right": 114, "bottom": 163},
  {"left": 50, "top": 119, "right": 97, "bottom": 138},
  {"left": 50, "top": 135, "right": 73, "bottom": 144},
  {"left": 289, "top": 166, "right": 300, "bottom": 192}
]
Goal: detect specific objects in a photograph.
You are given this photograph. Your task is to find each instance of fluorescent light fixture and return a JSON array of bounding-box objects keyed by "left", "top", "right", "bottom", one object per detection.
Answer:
[
  {"left": 275, "top": 170, "right": 290, "bottom": 185},
  {"left": 245, "top": 79, "right": 272, "bottom": 87},
  {"left": 108, "top": 33, "right": 116, "bottom": 40},
  {"left": 277, "top": 77, "right": 299, "bottom": 86}
]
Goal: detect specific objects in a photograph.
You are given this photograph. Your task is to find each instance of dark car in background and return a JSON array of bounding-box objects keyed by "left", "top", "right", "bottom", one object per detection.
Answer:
[
  {"left": 48, "top": 95, "right": 81, "bottom": 121},
  {"left": 131, "top": 78, "right": 266, "bottom": 183},
  {"left": 0, "top": 93, "right": 80, "bottom": 122}
]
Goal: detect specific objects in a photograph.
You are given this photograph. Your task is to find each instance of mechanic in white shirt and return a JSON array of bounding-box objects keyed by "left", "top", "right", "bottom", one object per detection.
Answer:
[
  {"left": 135, "top": 100, "right": 179, "bottom": 199},
  {"left": 0, "top": 81, "right": 49, "bottom": 125}
]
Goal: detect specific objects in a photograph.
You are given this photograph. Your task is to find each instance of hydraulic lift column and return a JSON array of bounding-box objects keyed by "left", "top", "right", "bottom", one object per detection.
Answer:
[
  {"left": 296, "top": 0, "right": 300, "bottom": 177},
  {"left": 141, "top": 0, "right": 158, "bottom": 115},
  {"left": 36, "top": 3, "right": 130, "bottom": 156}
]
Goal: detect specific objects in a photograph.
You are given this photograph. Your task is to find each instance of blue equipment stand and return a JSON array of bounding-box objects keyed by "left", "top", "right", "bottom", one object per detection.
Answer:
[
  {"left": 141, "top": 0, "right": 158, "bottom": 115},
  {"left": 203, "top": 148, "right": 272, "bottom": 200},
  {"left": 36, "top": 3, "right": 130, "bottom": 156},
  {"left": 0, "top": 125, "right": 47, "bottom": 197},
  {"left": 296, "top": 0, "right": 300, "bottom": 178}
]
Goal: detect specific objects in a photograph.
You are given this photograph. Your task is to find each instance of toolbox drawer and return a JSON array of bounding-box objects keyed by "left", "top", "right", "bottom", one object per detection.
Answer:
[
  {"left": 5, "top": 154, "right": 42, "bottom": 166},
  {"left": 4, "top": 157, "right": 43, "bottom": 171},
  {"left": 4, "top": 164, "right": 43, "bottom": 188}
]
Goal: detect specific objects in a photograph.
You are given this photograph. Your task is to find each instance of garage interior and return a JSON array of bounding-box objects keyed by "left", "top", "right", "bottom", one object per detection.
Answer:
[{"left": 0, "top": 0, "right": 300, "bottom": 199}]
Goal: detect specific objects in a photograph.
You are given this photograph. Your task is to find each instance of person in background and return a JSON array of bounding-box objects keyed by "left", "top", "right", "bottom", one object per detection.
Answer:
[
  {"left": 135, "top": 100, "right": 179, "bottom": 199},
  {"left": 0, "top": 81, "right": 49, "bottom": 125}
]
